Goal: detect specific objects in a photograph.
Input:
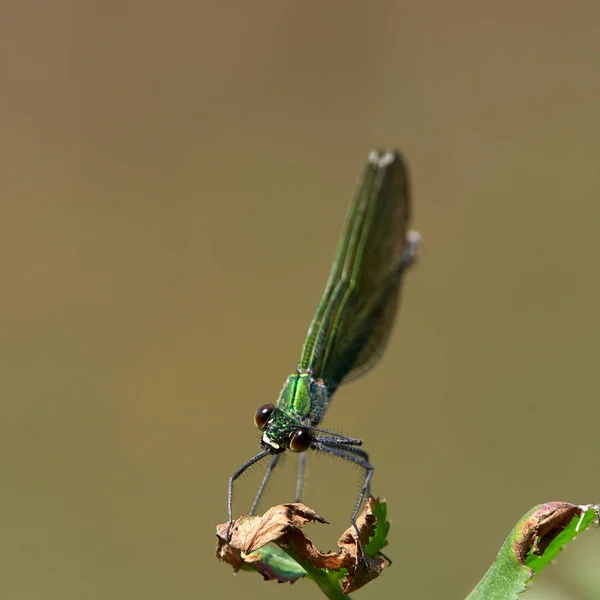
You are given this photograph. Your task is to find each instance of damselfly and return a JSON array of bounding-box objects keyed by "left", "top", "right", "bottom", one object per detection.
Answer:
[{"left": 227, "top": 149, "right": 420, "bottom": 545}]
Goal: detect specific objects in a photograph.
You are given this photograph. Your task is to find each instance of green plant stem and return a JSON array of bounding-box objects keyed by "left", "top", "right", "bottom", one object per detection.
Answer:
[
  {"left": 305, "top": 571, "right": 349, "bottom": 600},
  {"left": 282, "top": 546, "right": 349, "bottom": 600}
]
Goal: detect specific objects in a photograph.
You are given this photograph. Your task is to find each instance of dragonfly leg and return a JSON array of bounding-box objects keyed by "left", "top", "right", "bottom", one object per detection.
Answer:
[
  {"left": 295, "top": 452, "right": 307, "bottom": 502},
  {"left": 313, "top": 434, "right": 363, "bottom": 447},
  {"left": 316, "top": 441, "right": 372, "bottom": 499},
  {"left": 337, "top": 445, "right": 369, "bottom": 462},
  {"left": 249, "top": 453, "right": 281, "bottom": 516},
  {"left": 334, "top": 445, "right": 372, "bottom": 498},
  {"left": 311, "top": 440, "right": 374, "bottom": 559},
  {"left": 227, "top": 450, "right": 269, "bottom": 541}
]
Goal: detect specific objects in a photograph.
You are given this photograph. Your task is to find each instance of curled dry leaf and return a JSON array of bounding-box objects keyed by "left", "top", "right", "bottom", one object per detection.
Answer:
[
  {"left": 514, "top": 502, "right": 597, "bottom": 562},
  {"left": 216, "top": 497, "right": 390, "bottom": 593}
]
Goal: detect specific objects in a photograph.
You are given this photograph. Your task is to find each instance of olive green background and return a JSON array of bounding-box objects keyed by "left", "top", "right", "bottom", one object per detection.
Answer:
[{"left": 1, "top": 2, "right": 599, "bottom": 599}]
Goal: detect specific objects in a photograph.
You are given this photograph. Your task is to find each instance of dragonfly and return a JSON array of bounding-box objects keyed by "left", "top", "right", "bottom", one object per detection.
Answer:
[{"left": 227, "top": 149, "right": 420, "bottom": 545}]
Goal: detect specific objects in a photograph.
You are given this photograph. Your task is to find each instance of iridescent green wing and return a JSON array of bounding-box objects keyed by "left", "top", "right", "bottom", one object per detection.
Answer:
[
  {"left": 298, "top": 154, "right": 381, "bottom": 372},
  {"left": 298, "top": 150, "right": 414, "bottom": 393}
]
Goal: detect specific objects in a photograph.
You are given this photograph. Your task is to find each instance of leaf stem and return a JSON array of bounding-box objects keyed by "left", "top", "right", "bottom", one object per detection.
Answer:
[{"left": 281, "top": 546, "right": 349, "bottom": 600}]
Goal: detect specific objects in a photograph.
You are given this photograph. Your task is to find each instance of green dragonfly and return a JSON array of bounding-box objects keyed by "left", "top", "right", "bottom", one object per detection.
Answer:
[{"left": 227, "top": 149, "right": 420, "bottom": 544}]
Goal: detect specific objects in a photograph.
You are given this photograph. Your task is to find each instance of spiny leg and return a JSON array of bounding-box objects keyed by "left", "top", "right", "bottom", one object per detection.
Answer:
[
  {"left": 337, "top": 445, "right": 369, "bottom": 462},
  {"left": 295, "top": 451, "right": 307, "bottom": 502},
  {"left": 330, "top": 444, "right": 372, "bottom": 499},
  {"left": 329, "top": 446, "right": 392, "bottom": 564},
  {"left": 313, "top": 435, "right": 371, "bottom": 499},
  {"left": 249, "top": 453, "right": 281, "bottom": 516},
  {"left": 311, "top": 440, "right": 374, "bottom": 558},
  {"left": 313, "top": 437, "right": 369, "bottom": 458},
  {"left": 312, "top": 435, "right": 370, "bottom": 496},
  {"left": 227, "top": 450, "right": 269, "bottom": 541},
  {"left": 311, "top": 430, "right": 363, "bottom": 446},
  {"left": 315, "top": 436, "right": 371, "bottom": 498}
]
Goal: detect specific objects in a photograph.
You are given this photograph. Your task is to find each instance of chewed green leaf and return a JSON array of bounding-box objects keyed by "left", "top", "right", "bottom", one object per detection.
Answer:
[
  {"left": 466, "top": 502, "right": 599, "bottom": 600},
  {"left": 524, "top": 504, "right": 599, "bottom": 576},
  {"left": 365, "top": 499, "right": 390, "bottom": 556}
]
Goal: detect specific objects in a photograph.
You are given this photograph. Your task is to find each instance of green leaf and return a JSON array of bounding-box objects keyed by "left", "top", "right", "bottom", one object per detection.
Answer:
[
  {"left": 243, "top": 544, "right": 307, "bottom": 582},
  {"left": 466, "top": 503, "right": 599, "bottom": 600},
  {"left": 365, "top": 499, "right": 389, "bottom": 556},
  {"left": 524, "top": 504, "right": 598, "bottom": 575}
]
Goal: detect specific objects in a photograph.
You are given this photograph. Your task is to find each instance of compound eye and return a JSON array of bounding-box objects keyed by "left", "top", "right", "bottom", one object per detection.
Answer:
[
  {"left": 289, "top": 428, "right": 313, "bottom": 453},
  {"left": 254, "top": 403, "right": 275, "bottom": 430}
]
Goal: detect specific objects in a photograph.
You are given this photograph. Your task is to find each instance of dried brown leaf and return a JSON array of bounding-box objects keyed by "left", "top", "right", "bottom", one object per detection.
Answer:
[
  {"left": 514, "top": 502, "right": 587, "bottom": 561},
  {"left": 215, "top": 537, "right": 245, "bottom": 572},
  {"left": 215, "top": 496, "right": 390, "bottom": 593},
  {"left": 216, "top": 503, "right": 328, "bottom": 554}
]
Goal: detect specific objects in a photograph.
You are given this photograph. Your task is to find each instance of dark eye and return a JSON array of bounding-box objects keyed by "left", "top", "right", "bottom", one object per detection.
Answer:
[
  {"left": 289, "top": 428, "right": 313, "bottom": 453},
  {"left": 254, "top": 403, "right": 275, "bottom": 430}
]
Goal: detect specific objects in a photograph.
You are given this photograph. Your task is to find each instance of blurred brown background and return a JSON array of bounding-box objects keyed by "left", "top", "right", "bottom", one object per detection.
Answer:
[{"left": 1, "top": 1, "right": 599, "bottom": 599}]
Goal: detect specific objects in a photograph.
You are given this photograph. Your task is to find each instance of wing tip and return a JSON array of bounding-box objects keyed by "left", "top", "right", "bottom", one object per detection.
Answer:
[
  {"left": 407, "top": 230, "right": 422, "bottom": 246},
  {"left": 402, "top": 230, "right": 422, "bottom": 268},
  {"left": 368, "top": 148, "right": 406, "bottom": 169}
]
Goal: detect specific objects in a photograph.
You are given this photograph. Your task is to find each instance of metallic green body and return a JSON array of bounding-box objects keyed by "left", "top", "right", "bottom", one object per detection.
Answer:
[
  {"left": 277, "top": 372, "right": 328, "bottom": 422},
  {"left": 260, "top": 150, "right": 415, "bottom": 455},
  {"left": 227, "top": 149, "right": 420, "bottom": 539},
  {"left": 261, "top": 373, "right": 329, "bottom": 452}
]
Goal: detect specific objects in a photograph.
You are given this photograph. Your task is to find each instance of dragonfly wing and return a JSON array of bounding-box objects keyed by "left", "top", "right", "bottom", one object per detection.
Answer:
[
  {"left": 298, "top": 155, "right": 381, "bottom": 372},
  {"left": 299, "top": 150, "right": 415, "bottom": 391},
  {"left": 325, "top": 269, "right": 402, "bottom": 392},
  {"left": 335, "top": 231, "right": 420, "bottom": 389}
]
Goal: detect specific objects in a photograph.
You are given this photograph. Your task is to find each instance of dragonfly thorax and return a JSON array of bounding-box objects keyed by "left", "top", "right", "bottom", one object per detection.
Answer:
[{"left": 256, "top": 372, "right": 328, "bottom": 454}]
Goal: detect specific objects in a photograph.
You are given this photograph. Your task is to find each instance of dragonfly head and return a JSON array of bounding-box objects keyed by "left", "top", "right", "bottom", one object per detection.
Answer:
[{"left": 254, "top": 404, "right": 313, "bottom": 454}]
